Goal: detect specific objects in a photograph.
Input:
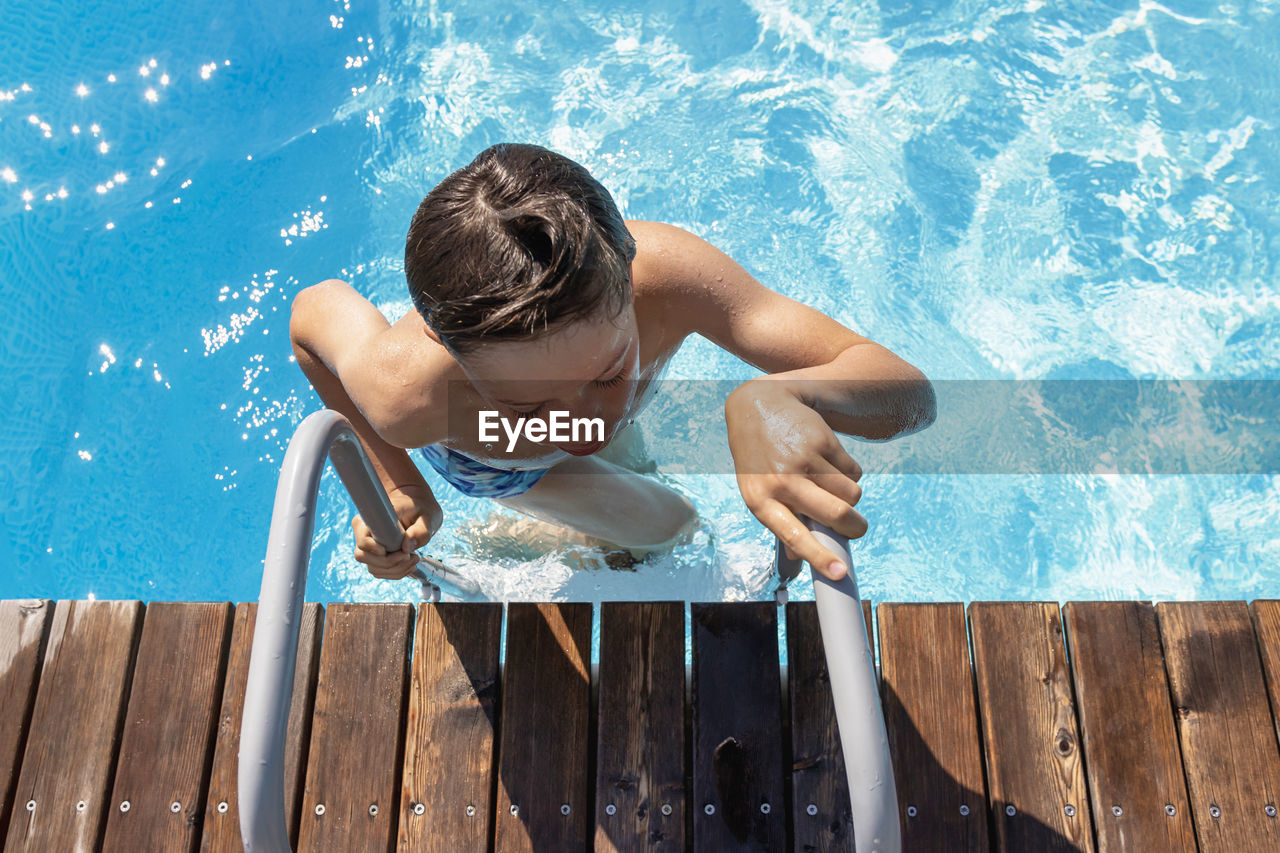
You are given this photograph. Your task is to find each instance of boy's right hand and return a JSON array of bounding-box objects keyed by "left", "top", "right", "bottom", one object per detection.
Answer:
[{"left": 352, "top": 484, "right": 444, "bottom": 580}]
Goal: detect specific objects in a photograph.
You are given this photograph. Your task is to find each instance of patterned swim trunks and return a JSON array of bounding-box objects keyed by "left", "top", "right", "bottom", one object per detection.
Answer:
[{"left": 418, "top": 444, "right": 554, "bottom": 499}]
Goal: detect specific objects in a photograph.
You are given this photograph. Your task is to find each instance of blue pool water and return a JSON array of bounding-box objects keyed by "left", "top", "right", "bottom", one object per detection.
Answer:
[{"left": 2, "top": 0, "right": 1278, "bottom": 606}]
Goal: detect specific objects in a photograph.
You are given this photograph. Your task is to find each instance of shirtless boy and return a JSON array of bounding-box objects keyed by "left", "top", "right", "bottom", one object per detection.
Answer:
[{"left": 289, "top": 143, "right": 936, "bottom": 584}]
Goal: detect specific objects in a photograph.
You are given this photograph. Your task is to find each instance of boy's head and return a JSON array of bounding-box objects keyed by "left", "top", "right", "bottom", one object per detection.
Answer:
[{"left": 404, "top": 142, "right": 636, "bottom": 357}]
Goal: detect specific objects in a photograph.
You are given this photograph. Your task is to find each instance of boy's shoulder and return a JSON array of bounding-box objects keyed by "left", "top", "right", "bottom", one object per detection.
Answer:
[
  {"left": 626, "top": 219, "right": 739, "bottom": 341},
  {"left": 626, "top": 219, "right": 735, "bottom": 302},
  {"left": 625, "top": 219, "right": 875, "bottom": 374},
  {"left": 359, "top": 308, "right": 458, "bottom": 448},
  {"left": 627, "top": 220, "right": 711, "bottom": 302}
]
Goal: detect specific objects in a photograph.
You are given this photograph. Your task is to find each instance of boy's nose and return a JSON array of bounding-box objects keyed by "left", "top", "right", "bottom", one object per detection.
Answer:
[
  {"left": 563, "top": 399, "right": 621, "bottom": 438},
  {"left": 567, "top": 388, "right": 605, "bottom": 418}
]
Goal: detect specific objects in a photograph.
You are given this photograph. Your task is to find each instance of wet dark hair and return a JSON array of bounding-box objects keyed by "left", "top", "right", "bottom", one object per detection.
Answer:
[{"left": 404, "top": 142, "right": 636, "bottom": 356}]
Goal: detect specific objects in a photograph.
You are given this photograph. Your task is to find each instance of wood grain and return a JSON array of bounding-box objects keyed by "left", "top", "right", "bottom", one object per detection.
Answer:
[
  {"left": 969, "top": 602, "right": 1094, "bottom": 852},
  {"left": 787, "top": 601, "right": 852, "bottom": 853},
  {"left": 0, "top": 601, "right": 51, "bottom": 845},
  {"left": 878, "top": 602, "right": 988, "bottom": 852},
  {"left": 1063, "top": 602, "right": 1195, "bottom": 852},
  {"left": 297, "top": 603, "right": 413, "bottom": 853},
  {"left": 398, "top": 602, "right": 501, "bottom": 853},
  {"left": 494, "top": 602, "right": 592, "bottom": 853},
  {"left": 4, "top": 600, "right": 142, "bottom": 853},
  {"left": 691, "top": 602, "right": 784, "bottom": 852},
  {"left": 1158, "top": 601, "right": 1280, "bottom": 851},
  {"left": 101, "top": 602, "right": 234, "bottom": 853},
  {"left": 594, "top": 602, "right": 685, "bottom": 853},
  {"left": 1249, "top": 600, "right": 1280, "bottom": 769},
  {"left": 199, "top": 602, "right": 323, "bottom": 852}
]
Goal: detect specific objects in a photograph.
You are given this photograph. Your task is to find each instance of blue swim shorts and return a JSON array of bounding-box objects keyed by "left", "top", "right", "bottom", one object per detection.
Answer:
[{"left": 419, "top": 444, "right": 553, "bottom": 499}]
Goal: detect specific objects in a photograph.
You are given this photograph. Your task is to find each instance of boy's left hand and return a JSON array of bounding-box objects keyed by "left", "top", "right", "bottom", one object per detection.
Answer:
[{"left": 725, "top": 380, "right": 867, "bottom": 581}]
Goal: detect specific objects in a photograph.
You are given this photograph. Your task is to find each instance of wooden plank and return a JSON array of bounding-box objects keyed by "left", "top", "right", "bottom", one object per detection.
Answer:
[
  {"left": 398, "top": 602, "right": 501, "bottom": 853},
  {"left": 0, "top": 601, "right": 51, "bottom": 845},
  {"left": 787, "top": 600, "right": 856, "bottom": 853},
  {"left": 1158, "top": 601, "right": 1280, "bottom": 851},
  {"left": 101, "top": 602, "right": 234, "bottom": 853},
  {"left": 200, "top": 602, "right": 324, "bottom": 852},
  {"left": 595, "top": 602, "right": 685, "bottom": 853},
  {"left": 494, "top": 602, "right": 592, "bottom": 853},
  {"left": 1063, "top": 602, "right": 1195, "bottom": 852},
  {"left": 691, "top": 602, "right": 784, "bottom": 851},
  {"left": 1250, "top": 600, "right": 1280, "bottom": 768},
  {"left": 969, "top": 602, "right": 1094, "bottom": 852},
  {"left": 297, "top": 603, "right": 413, "bottom": 853},
  {"left": 4, "top": 600, "right": 142, "bottom": 852},
  {"left": 878, "top": 603, "right": 988, "bottom": 852}
]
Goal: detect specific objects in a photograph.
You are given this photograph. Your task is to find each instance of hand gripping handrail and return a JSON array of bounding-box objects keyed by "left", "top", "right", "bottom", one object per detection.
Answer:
[
  {"left": 239, "top": 410, "right": 411, "bottom": 852},
  {"left": 778, "top": 521, "right": 902, "bottom": 852},
  {"left": 241, "top": 409, "right": 900, "bottom": 851}
]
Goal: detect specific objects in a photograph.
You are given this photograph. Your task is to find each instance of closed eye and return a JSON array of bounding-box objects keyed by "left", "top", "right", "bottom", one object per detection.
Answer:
[
  {"left": 504, "top": 363, "right": 627, "bottom": 412},
  {"left": 595, "top": 367, "right": 628, "bottom": 389}
]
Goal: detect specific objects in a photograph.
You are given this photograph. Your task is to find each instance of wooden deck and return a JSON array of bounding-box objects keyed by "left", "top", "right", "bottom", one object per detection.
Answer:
[{"left": 3, "top": 598, "right": 1280, "bottom": 851}]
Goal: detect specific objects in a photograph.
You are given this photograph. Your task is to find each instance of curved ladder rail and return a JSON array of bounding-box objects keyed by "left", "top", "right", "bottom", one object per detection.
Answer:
[
  {"left": 238, "top": 410, "right": 412, "bottom": 852},
  {"left": 777, "top": 523, "right": 902, "bottom": 853},
  {"left": 240, "top": 408, "right": 900, "bottom": 852}
]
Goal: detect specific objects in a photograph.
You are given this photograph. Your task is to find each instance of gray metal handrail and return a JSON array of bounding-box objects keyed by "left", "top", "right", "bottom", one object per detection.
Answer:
[
  {"left": 239, "top": 408, "right": 900, "bottom": 852},
  {"left": 239, "top": 409, "right": 411, "bottom": 852},
  {"left": 779, "top": 523, "right": 902, "bottom": 852}
]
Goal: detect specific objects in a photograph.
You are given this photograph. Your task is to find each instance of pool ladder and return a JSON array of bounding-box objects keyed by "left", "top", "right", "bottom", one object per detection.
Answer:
[{"left": 238, "top": 409, "right": 901, "bottom": 852}]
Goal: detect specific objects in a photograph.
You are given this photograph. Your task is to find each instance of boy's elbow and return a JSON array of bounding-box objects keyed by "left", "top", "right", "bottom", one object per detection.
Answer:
[
  {"left": 905, "top": 377, "right": 937, "bottom": 433},
  {"left": 289, "top": 285, "right": 317, "bottom": 339},
  {"left": 288, "top": 292, "right": 307, "bottom": 346},
  {"left": 290, "top": 280, "right": 343, "bottom": 345},
  {"left": 884, "top": 368, "right": 935, "bottom": 437}
]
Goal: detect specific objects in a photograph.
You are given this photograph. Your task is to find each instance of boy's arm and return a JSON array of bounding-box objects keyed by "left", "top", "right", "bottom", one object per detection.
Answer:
[
  {"left": 642, "top": 221, "right": 936, "bottom": 438},
  {"left": 288, "top": 279, "right": 435, "bottom": 494},
  {"left": 638, "top": 221, "right": 937, "bottom": 580}
]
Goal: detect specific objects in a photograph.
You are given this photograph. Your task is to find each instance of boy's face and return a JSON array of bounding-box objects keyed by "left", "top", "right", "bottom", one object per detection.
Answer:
[{"left": 455, "top": 300, "right": 640, "bottom": 456}]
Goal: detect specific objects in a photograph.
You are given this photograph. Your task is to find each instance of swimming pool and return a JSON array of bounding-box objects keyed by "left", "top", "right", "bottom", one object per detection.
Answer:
[{"left": 3, "top": 0, "right": 1278, "bottom": 606}]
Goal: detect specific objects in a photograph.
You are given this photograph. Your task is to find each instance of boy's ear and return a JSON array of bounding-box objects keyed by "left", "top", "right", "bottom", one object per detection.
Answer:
[
  {"left": 421, "top": 322, "right": 445, "bottom": 347},
  {"left": 423, "top": 323, "right": 469, "bottom": 363}
]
